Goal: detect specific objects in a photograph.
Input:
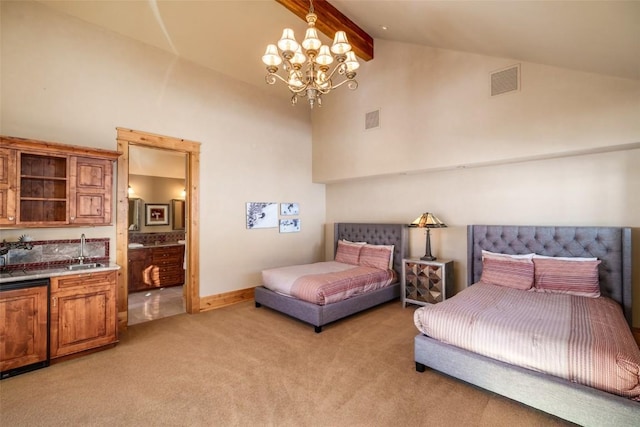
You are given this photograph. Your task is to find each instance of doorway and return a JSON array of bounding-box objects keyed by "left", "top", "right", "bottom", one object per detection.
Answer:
[
  {"left": 115, "top": 128, "right": 201, "bottom": 330},
  {"left": 127, "top": 146, "right": 187, "bottom": 324}
]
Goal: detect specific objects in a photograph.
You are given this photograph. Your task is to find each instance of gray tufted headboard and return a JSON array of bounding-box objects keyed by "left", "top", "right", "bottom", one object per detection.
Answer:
[
  {"left": 334, "top": 223, "right": 409, "bottom": 277},
  {"left": 467, "top": 225, "right": 633, "bottom": 325}
]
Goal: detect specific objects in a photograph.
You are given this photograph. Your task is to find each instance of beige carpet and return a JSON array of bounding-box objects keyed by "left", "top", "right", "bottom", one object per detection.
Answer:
[{"left": 0, "top": 300, "right": 570, "bottom": 426}]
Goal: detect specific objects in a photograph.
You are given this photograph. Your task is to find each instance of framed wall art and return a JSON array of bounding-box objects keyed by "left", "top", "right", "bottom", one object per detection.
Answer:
[
  {"left": 246, "top": 202, "right": 278, "bottom": 229},
  {"left": 145, "top": 203, "right": 170, "bottom": 226},
  {"left": 280, "top": 203, "right": 299, "bottom": 216},
  {"left": 279, "top": 218, "right": 300, "bottom": 233}
]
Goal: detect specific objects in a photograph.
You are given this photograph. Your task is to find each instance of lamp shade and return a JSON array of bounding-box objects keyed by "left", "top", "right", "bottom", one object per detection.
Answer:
[
  {"left": 331, "top": 31, "right": 351, "bottom": 54},
  {"left": 410, "top": 213, "right": 446, "bottom": 228},
  {"left": 262, "top": 44, "right": 282, "bottom": 66},
  {"left": 277, "top": 28, "right": 299, "bottom": 52},
  {"left": 344, "top": 51, "right": 360, "bottom": 72},
  {"left": 302, "top": 27, "right": 322, "bottom": 51},
  {"left": 290, "top": 46, "right": 307, "bottom": 65},
  {"left": 315, "top": 45, "right": 334, "bottom": 66}
]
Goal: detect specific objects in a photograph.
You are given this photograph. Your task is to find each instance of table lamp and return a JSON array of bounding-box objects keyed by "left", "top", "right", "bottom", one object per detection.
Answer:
[{"left": 409, "top": 213, "right": 447, "bottom": 261}]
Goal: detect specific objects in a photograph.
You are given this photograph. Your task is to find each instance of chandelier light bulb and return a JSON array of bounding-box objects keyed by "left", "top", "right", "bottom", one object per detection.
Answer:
[{"left": 288, "top": 70, "right": 304, "bottom": 88}]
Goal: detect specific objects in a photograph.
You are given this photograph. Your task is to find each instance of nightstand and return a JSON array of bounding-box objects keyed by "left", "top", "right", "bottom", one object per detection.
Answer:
[{"left": 402, "top": 258, "right": 453, "bottom": 307}]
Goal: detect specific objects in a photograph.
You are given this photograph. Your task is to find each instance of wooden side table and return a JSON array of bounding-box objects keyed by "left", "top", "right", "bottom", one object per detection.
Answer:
[{"left": 402, "top": 258, "right": 453, "bottom": 307}]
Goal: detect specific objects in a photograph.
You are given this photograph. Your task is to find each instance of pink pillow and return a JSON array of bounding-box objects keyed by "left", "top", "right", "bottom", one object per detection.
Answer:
[
  {"left": 359, "top": 244, "right": 393, "bottom": 270},
  {"left": 480, "top": 257, "right": 534, "bottom": 290},
  {"left": 334, "top": 240, "right": 363, "bottom": 265},
  {"left": 533, "top": 258, "right": 601, "bottom": 297}
]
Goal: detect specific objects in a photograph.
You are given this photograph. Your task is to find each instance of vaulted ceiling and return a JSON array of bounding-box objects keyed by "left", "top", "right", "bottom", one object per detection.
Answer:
[{"left": 36, "top": 0, "right": 640, "bottom": 86}]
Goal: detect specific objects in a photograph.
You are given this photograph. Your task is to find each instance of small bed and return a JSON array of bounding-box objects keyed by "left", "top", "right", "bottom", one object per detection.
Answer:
[
  {"left": 255, "top": 223, "right": 408, "bottom": 332},
  {"left": 414, "top": 225, "right": 639, "bottom": 426}
]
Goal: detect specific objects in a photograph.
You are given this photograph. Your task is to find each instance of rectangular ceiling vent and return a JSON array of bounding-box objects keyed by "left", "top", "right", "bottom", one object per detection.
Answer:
[
  {"left": 365, "top": 109, "right": 381, "bottom": 130},
  {"left": 490, "top": 64, "right": 520, "bottom": 96}
]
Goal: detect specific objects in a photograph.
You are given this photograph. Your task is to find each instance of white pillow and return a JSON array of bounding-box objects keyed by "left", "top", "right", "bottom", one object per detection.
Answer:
[
  {"left": 482, "top": 250, "right": 534, "bottom": 260},
  {"left": 342, "top": 239, "right": 367, "bottom": 245},
  {"left": 532, "top": 254, "right": 597, "bottom": 261}
]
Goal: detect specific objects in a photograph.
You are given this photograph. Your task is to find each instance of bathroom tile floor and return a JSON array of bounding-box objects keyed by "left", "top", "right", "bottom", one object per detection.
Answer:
[{"left": 128, "top": 286, "right": 185, "bottom": 325}]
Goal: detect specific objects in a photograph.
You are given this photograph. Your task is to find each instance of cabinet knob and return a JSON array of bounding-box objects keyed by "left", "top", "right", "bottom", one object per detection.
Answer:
[{"left": 8, "top": 216, "right": 14, "bottom": 221}]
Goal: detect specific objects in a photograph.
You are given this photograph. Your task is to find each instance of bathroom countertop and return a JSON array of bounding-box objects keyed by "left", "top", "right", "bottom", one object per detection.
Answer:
[
  {"left": 128, "top": 242, "right": 185, "bottom": 249},
  {"left": 0, "top": 263, "right": 121, "bottom": 284}
]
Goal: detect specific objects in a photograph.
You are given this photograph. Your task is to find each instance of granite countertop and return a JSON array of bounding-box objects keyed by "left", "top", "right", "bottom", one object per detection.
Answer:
[
  {"left": 0, "top": 263, "right": 121, "bottom": 284},
  {"left": 128, "top": 242, "right": 186, "bottom": 249}
]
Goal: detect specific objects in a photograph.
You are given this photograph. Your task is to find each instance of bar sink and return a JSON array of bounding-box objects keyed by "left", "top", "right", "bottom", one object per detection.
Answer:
[{"left": 67, "top": 263, "right": 104, "bottom": 271}]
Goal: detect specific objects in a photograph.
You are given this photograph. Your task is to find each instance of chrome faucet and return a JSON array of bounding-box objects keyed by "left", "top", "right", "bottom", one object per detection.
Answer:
[{"left": 78, "top": 233, "right": 86, "bottom": 265}]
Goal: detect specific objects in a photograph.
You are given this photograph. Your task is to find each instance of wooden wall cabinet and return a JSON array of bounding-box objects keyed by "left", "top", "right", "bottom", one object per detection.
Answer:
[
  {"left": 0, "top": 283, "right": 48, "bottom": 376},
  {"left": 50, "top": 271, "right": 117, "bottom": 359},
  {"left": 128, "top": 245, "right": 185, "bottom": 293},
  {"left": 1, "top": 135, "right": 120, "bottom": 227},
  {"left": 69, "top": 156, "right": 113, "bottom": 225}
]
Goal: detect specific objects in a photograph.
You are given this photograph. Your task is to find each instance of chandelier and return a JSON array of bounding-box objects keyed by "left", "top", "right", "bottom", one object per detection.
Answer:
[{"left": 261, "top": 0, "right": 360, "bottom": 108}]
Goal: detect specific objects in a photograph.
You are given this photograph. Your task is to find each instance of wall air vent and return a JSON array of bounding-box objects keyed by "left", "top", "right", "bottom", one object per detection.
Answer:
[
  {"left": 365, "top": 109, "right": 381, "bottom": 131},
  {"left": 490, "top": 64, "right": 520, "bottom": 96}
]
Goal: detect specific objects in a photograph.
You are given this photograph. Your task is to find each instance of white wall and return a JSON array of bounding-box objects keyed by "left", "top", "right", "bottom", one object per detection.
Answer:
[
  {"left": 316, "top": 40, "right": 640, "bottom": 326},
  {"left": 313, "top": 39, "right": 640, "bottom": 182},
  {"left": 1, "top": 1, "right": 326, "bottom": 296}
]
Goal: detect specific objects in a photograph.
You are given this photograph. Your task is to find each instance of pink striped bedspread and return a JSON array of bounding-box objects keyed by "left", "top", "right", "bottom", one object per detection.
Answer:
[
  {"left": 262, "top": 261, "right": 396, "bottom": 305},
  {"left": 413, "top": 282, "right": 640, "bottom": 399}
]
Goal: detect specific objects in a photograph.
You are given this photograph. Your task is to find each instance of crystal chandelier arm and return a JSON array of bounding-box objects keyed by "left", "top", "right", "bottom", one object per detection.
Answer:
[
  {"left": 265, "top": 72, "right": 289, "bottom": 86},
  {"left": 318, "top": 61, "right": 356, "bottom": 90},
  {"left": 330, "top": 78, "right": 358, "bottom": 91},
  {"left": 265, "top": 70, "right": 310, "bottom": 94}
]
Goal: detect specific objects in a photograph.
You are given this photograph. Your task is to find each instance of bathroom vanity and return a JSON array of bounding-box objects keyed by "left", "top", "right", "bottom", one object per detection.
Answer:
[{"left": 128, "top": 244, "right": 185, "bottom": 293}]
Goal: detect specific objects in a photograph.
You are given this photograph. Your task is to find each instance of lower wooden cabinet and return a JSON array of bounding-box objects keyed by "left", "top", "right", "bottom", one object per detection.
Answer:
[
  {"left": 50, "top": 271, "right": 117, "bottom": 359},
  {"left": 128, "top": 245, "right": 185, "bottom": 293},
  {"left": 0, "top": 282, "right": 48, "bottom": 377}
]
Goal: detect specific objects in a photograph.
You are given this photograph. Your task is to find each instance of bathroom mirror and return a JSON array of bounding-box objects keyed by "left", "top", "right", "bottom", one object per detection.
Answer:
[
  {"left": 172, "top": 199, "right": 185, "bottom": 230},
  {"left": 128, "top": 198, "right": 142, "bottom": 231}
]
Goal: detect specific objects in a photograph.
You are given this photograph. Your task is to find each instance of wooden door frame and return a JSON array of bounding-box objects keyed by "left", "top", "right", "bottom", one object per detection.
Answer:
[{"left": 115, "top": 128, "right": 201, "bottom": 330}]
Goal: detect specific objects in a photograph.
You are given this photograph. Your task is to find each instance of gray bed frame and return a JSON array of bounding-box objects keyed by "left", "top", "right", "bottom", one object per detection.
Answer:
[
  {"left": 414, "top": 225, "right": 639, "bottom": 426},
  {"left": 255, "top": 223, "right": 408, "bottom": 333}
]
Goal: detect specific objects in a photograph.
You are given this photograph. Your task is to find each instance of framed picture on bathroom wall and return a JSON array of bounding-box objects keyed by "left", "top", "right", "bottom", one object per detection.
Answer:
[{"left": 145, "top": 203, "right": 170, "bottom": 226}]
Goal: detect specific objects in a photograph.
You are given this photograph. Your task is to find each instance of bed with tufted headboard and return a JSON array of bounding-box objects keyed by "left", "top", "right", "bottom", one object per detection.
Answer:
[
  {"left": 255, "top": 223, "right": 408, "bottom": 332},
  {"left": 414, "top": 225, "right": 639, "bottom": 425}
]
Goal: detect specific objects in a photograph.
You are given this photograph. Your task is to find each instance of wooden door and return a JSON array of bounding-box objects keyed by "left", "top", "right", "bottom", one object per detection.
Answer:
[{"left": 0, "top": 285, "right": 48, "bottom": 373}]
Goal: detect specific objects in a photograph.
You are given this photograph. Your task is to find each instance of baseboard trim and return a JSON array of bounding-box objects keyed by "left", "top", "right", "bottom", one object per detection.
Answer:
[{"left": 199, "top": 286, "right": 255, "bottom": 312}]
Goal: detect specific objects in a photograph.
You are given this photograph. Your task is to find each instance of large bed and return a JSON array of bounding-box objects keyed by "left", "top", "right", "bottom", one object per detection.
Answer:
[
  {"left": 414, "top": 225, "right": 639, "bottom": 426},
  {"left": 255, "top": 223, "right": 408, "bottom": 332}
]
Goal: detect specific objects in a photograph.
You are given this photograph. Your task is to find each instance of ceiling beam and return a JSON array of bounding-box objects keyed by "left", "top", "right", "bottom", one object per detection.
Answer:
[{"left": 275, "top": 0, "right": 374, "bottom": 61}]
